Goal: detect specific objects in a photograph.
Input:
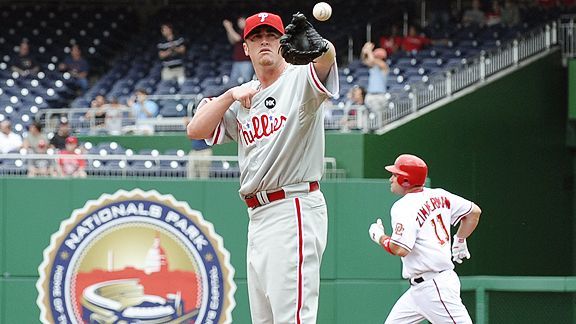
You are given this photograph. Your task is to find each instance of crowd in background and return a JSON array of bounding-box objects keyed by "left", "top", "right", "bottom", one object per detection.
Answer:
[
  {"left": 1, "top": 117, "right": 87, "bottom": 178},
  {"left": 1, "top": 0, "right": 570, "bottom": 164},
  {"left": 330, "top": 0, "right": 571, "bottom": 129}
]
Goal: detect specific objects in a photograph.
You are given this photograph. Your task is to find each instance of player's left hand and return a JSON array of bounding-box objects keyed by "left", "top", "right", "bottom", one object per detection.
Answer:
[
  {"left": 369, "top": 218, "right": 385, "bottom": 244},
  {"left": 279, "top": 12, "right": 329, "bottom": 65},
  {"left": 451, "top": 235, "right": 471, "bottom": 264}
]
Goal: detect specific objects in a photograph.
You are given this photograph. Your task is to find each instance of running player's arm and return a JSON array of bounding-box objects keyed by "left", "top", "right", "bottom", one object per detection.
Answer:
[
  {"left": 378, "top": 235, "right": 410, "bottom": 257},
  {"left": 312, "top": 40, "right": 336, "bottom": 83},
  {"left": 455, "top": 203, "right": 481, "bottom": 239},
  {"left": 187, "top": 86, "right": 257, "bottom": 139}
]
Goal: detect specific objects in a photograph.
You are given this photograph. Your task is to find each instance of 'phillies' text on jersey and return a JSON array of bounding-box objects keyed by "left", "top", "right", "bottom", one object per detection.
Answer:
[
  {"left": 416, "top": 196, "right": 451, "bottom": 227},
  {"left": 237, "top": 113, "right": 288, "bottom": 145}
]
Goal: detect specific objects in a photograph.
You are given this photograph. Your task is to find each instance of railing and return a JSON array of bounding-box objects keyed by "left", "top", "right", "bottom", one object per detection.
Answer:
[
  {"left": 0, "top": 152, "right": 346, "bottom": 179},
  {"left": 37, "top": 94, "right": 198, "bottom": 134},
  {"left": 559, "top": 14, "right": 576, "bottom": 60},
  {"left": 460, "top": 276, "right": 576, "bottom": 324},
  {"left": 341, "top": 21, "right": 558, "bottom": 133}
]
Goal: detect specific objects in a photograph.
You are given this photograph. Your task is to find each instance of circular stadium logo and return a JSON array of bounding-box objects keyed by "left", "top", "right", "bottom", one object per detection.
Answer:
[{"left": 36, "top": 189, "right": 236, "bottom": 323}]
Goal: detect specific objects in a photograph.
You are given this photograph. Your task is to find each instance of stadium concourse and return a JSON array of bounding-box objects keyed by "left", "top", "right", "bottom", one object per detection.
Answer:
[{"left": 0, "top": 1, "right": 571, "bottom": 177}]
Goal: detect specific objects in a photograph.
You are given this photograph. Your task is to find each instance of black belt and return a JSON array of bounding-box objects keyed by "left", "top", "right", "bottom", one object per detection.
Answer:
[
  {"left": 409, "top": 270, "right": 446, "bottom": 286},
  {"left": 410, "top": 277, "right": 425, "bottom": 285}
]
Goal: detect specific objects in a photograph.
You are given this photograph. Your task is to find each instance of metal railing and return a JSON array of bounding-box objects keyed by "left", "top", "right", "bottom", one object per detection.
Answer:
[
  {"left": 331, "top": 21, "right": 559, "bottom": 133},
  {"left": 460, "top": 276, "right": 576, "bottom": 324},
  {"left": 36, "top": 94, "right": 198, "bottom": 134},
  {"left": 0, "top": 152, "right": 346, "bottom": 180}
]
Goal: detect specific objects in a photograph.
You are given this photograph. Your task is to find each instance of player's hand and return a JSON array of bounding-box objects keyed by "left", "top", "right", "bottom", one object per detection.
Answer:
[
  {"left": 230, "top": 86, "right": 258, "bottom": 109},
  {"left": 362, "top": 42, "right": 375, "bottom": 52},
  {"left": 369, "top": 218, "right": 385, "bottom": 244},
  {"left": 451, "top": 235, "right": 470, "bottom": 264}
]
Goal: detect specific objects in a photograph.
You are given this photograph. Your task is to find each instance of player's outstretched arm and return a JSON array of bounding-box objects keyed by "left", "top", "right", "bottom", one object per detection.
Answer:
[
  {"left": 313, "top": 40, "right": 336, "bottom": 83},
  {"left": 279, "top": 12, "right": 335, "bottom": 82}
]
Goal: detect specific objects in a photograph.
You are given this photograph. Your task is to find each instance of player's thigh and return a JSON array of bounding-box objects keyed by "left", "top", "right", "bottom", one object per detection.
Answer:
[
  {"left": 385, "top": 289, "right": 426, "bottom": 324},
  {"left": 416, "top": 272, "right": 472, "bottom": 324},
  {"left": 299, "top": 191, "right": 328, "bottom": 253}
]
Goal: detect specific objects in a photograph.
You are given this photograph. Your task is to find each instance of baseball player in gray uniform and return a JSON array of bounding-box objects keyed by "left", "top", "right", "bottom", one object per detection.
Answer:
[
  {"left": 369, "top": 154, "right": 481, "bottom": 324},
  {"left": 187, "top": 11, "right": 338, "bottom": 324}
]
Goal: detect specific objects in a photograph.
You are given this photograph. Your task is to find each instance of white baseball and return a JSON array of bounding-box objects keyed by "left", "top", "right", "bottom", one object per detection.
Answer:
[{"left": 313, "top": 2, "right": 332, "bottom": 21}]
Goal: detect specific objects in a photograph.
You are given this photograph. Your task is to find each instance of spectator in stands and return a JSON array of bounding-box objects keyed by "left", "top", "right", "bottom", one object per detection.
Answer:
[
  {"left": 223, "top": 16, "right": 254, "bottom": 84},
  {"left": 104, "top": 97, "right": 125, "bottom": 135},
  {"left": 379, "top": 24, "right": 402, "bottom": 56},
  {"left": 49, "top": 117, "right": 71, "bottom": 150},
  {"left": 84, "top": 95, "right": 107, "bottom": 133},
  {"left": 55, "top": 136, "right": 87, "bottom": 178},
  {"left": 188, "top": 139, "right": 213, "bottom": 179},
  {"left": 157, "top": 23, "right": 187, "bottom": 86},
  {"left": 27, "top": 139, "right": 56, "bottom": 177},
  {"left": 22, "top": 121, "right": 48, "bottom": 153},
  {"left": 501, "top": 0, "right": 521, "bottom": 26},
  {"left": 341, "top": 85, "right": 368, "bottom": 131},
  {"left": 183, "top": 115, "right": 212, "bottom": 178},
  {"left": 0, "top": 120, "right": 23, "bottom": 154},
  {"left": 462, "top": 0, "right": 486, "bottom": 26},
  {"left": 400, "top": 25, "right": 432, "bottom": 52},
  {"left": 11, "top": 39, "right": 40, "bottom": 77},
  {"left": 361, "top": 42, "right": 389, "bottom": 114},
  {"left": 59, "top": 44, "right": 90, "bottom": 93},
  {"left": 127, "top": 89, "right": 159, "bottom": 135},
  {"left": 485, "top": 1, "right": 503, "bottom": 26}
]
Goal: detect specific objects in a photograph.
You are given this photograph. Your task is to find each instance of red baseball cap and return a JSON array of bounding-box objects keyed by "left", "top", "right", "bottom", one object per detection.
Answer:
[
  {"left": 66, "top": 136, "right": 78, "bottom": 144},
  {"left": 243, "top": 12, "right": 285, "bottom": 39}
]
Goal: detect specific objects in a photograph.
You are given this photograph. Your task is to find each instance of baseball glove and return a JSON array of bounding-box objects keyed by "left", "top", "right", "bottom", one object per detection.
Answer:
[{"left": 279, "top": 12, "right": 329, "bottom": 65}]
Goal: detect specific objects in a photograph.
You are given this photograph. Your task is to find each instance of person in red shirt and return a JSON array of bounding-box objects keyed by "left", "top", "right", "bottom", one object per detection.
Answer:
[
  {"left": 400, "top": 26, "right": 431, "bottom": 52},
  {"left": 56, "top": 136, "right": 87, "bottom": 178},
  {"left": 379, "top": 24, "right": 403, "bottom": 55}
]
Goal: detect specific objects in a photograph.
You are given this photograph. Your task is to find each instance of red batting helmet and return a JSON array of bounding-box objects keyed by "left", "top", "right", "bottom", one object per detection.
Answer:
[{"left": 385, "top": 154, "right": 428, "bottom": 187}]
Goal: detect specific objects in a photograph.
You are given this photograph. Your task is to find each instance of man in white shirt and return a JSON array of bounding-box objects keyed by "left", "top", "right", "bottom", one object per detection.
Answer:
[{"left": 0, "top": 120, "right": 23, "bottom": 154}]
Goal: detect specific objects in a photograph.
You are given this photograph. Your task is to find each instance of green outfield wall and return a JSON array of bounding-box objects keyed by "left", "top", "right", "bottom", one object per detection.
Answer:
[
  {"left": 1, "top": 178, "right": 574, "bottom": 323},
  {"left": 0, "top": 178, "right": 405, "bottom": 323}
]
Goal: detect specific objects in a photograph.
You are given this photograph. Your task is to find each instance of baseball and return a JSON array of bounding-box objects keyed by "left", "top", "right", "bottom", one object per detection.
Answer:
[{"left": 313, "top": 2, "right": 332, "bottom": 21}]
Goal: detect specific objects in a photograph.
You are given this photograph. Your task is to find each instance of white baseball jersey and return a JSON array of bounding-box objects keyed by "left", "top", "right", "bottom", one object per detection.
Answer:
[
  {"left": 200, "top": 62, "right": 338, "bottom": 324},
  {"left": 203, "top": 62, "right": 339, "bottom": 196},
  {"left": 389, "top": 187, "right": 473, "bottom": 279}
]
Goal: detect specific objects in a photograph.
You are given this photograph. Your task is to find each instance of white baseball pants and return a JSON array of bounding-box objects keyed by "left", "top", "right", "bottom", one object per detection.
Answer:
[
  {"left": 385, "top": 270, "right": 472, "bottom": 324},
  {"left": 247, "top": 190, "right": 328, "bottom": 324}
]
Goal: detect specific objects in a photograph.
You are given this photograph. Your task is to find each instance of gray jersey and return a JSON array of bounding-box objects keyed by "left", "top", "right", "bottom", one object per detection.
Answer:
[{"left": 203, "top": 63, "right": 339, "bottom": 196}]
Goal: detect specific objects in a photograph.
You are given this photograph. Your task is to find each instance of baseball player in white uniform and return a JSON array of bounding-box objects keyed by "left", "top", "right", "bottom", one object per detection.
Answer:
[
  {"left": 369, "top": 154, "right": 481, "bottom": 324},
  {"left": 187, "top": 12, "right": 338, "bottom": 324}
]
